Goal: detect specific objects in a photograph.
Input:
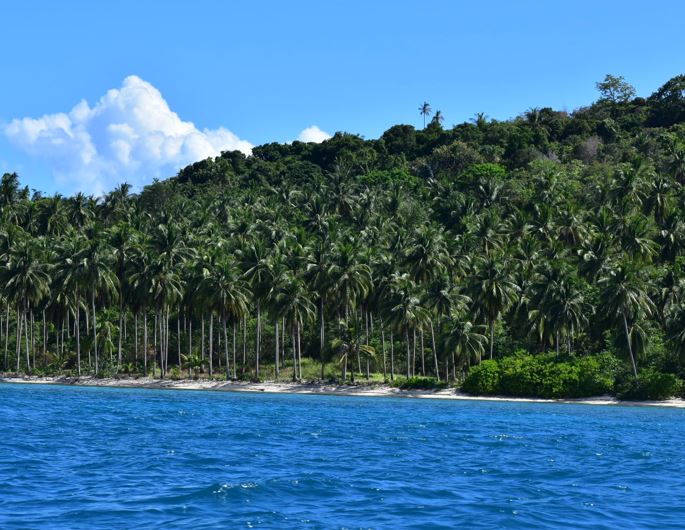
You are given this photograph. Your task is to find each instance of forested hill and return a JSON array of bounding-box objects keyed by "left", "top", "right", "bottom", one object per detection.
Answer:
[{"left": 2, "top": 74, "right": 685, "bottom": 398}]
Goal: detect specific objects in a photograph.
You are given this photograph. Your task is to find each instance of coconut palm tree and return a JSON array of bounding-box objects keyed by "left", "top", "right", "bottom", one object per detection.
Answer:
[
  {"left": 469, "top": 256, "right": 519, "bottom": 360},
  {"left": 419, "top": 102, "right": 432, "bottom": 128},
  {"left": 599, "top": 264, "right": 656, "bottom": 378}
]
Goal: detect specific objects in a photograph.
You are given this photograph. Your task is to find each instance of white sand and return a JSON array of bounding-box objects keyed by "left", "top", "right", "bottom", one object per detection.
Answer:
[{"left": 2, "top": 375, "right": 685, "bottom": 409}]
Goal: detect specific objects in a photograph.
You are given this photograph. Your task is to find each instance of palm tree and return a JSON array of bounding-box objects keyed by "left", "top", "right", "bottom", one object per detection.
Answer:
[
  {"left": 383, "top": 273, "right": 430, "bottom": 378},
  {"left": 419, "top": 102, "right": 432, "bottom": 129},
  {"left": 272, "top": 272, "right": 315, "bottom": 381},
  {"left": 1, "top": 237, "right": 50, "bottom": 373},
  {"left": 198, "top": 256, "right": 249, "bottom": 380},
  {"left": 81, "top": 234, "right": 118, "bottom": 375},
  {"left": 599, "top": 264, "right": 656, "bottom": 378},
  {"left": 304, "top": 238, "right": 333, "bottom": 379},
  {"left": 469, "top": 256, "right": 519, "bottom": 360},
  {"left": 443, "top": 314, "right": 487, "bottom": 376}
]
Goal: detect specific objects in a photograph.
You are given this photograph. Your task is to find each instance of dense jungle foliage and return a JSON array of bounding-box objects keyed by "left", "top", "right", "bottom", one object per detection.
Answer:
[{"left": 3, "top": 74, "right": 685, "bottom": 398}]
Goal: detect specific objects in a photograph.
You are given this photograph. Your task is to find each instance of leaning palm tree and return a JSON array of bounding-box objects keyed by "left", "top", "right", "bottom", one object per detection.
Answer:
[{"left": 598, "top": 263, "right": 656, "bottom": 378}]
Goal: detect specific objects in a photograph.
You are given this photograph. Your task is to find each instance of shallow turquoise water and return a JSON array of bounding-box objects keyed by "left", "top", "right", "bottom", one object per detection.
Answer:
[{"left": 1, "top": 384, "right": 684, "bottom": 529}]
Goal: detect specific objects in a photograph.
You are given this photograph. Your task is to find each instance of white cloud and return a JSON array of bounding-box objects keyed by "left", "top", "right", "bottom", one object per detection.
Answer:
[
  {"left": 3, "top": 75, "right": 253, "bottom": 195},
  {"left": 297, "top": 125, "right": 331, "bottom": 143}
]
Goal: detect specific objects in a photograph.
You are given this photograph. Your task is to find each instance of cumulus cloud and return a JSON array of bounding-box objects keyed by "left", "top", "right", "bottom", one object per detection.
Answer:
[
  {"left": 4, "top": 75, "right": 253, "bottom": 195},
  {"left": 297, "top": 125, "right": 331, "bottom": 143}
]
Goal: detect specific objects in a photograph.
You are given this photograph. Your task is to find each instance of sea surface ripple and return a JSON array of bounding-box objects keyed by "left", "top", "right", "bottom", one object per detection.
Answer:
[{"left": 1, "top": 383, "right": 684, "bottom": 529}]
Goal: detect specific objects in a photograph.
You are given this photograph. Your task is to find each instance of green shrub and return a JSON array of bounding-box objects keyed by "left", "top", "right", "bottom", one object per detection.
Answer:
[
  {"left": 462, "top": 352, "right": 619, "bottom": 398},
  {"left": 394, "top": 376, "right": 447, "bottom": 390},
  {"left": 461, "top": 360, "right": 500, "bottom": 395},
  {"left": 615, "top": 369, "right": 683, "bottom": 400}
]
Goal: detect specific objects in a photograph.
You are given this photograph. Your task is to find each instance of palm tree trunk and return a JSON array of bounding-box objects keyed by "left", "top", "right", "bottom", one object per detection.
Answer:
[
  {"left": 232, "top": 321, "right": 237, "bottom": 379},
  {"left": 42, "top": 310, "right": 47, "bottom": 368},
  {"left": 134, "top": 313, "right": 138, "bottom": 363},
  {"left": 209, "top": 313, "right": 214, "bottom": 377},
  {"left": 15, "top": 306, "right": 21, "bottom": 373},
  {"left": 292, "top": 325, "right": 297, "bottom": 382},
  {"left": 319, "top": 297, "right": 325, "bottom": 380},
  {"left": 555, "top": 331, "right": 559, "bottom": 356},
  {"left": 177, "top": 307, "right": 181, "bottom": 369},
  {"left": 118, "top": 301, "right": 123, "bottom": 367},
  {"left": 412, "top": 327, "right": 417, "bottom": 377},
  {"left": 223, "top": 316, "right": 230, "bottom": 380},
  {"left": 201, "top": 314, "right": 205, "bottom": 361},
  {"left": 143, "top": 311, "right": 148, "bottom": 377},
  {"left": 92, "top": 290, "right": 98, "bottom": 374},
  {"left": 242, "top": 316, "right": 247, "bottom": 368},
  {"left": 420, "top": 327, "right": 425, "bottom": 376},
  {"left": 165, "top": 307, "right": 170, "bottom": 375},
  {"left": 275, "top": 321, "right": 279, "bottom": 379},
  {"left": 381, "top": 322, "right": 387, "bottom": 381},
  {"left": 188, "top": 318, "right": 192, "bottom": 364},
  {"left": 24, "top": 310, "right": 31, "bottom": 374},
  {"left": 76, "top": 297, "right": 81, "bottom": 376},
  {"left": 488, "top": 320, "right": 494, "bottom": 361},
  {"left": 390, "top": 331, "right": 395, "bottom": 381},
  {"left": 3, "top": 303, "right": 9, "bottom": 372},
  {"left": 297, "top": 320, "right": 302, "bottom": 381},
  {"left": 256, "top": 303, "right": 261, "bottom": 379},
  {"left": 406, "top": 328, "right": 411, "bottom": 379},
  {"left": 429, "top": 319, "right": 440, "bottom": 381},
  {"left": 622, "top": 311, "right": 639, "bottom": 378}
]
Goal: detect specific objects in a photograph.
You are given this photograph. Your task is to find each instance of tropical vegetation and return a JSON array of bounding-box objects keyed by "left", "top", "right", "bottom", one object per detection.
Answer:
[{"left": 2, "top": 74, "right": 685, "bottom": 399}]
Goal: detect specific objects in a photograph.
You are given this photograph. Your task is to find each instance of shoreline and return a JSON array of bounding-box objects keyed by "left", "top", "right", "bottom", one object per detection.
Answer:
[{"left": 2, "top": 375, "right": 685, "bottom": 409}]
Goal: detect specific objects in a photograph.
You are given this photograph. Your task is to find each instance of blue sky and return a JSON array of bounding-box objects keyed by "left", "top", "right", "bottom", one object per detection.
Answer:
[{"left": 1, "top": 0, "right": 684, "bottom": 195}]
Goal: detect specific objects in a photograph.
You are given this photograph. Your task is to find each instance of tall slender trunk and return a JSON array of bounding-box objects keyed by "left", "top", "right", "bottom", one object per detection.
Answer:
[
  {"left": 163, "top": 308, "right": 167, "bottom": 374},
  {"left": 30, "top": 310, "right": 35, "bottom": 371},
  {"left": 76, "top": 297, "right": 81, "bottom": 376},
  {"left": 232, "top": 321, "right": 237, "bottom": 379},
  {"left": 177, "top": 307, "right": 181, "bottom": 369},
  {"left": 134, "top": 313, "right": 138, "bottom": 363},
  {"left": 153, "top": 312, "right": 158, "bottom": 377},
  {"left": 15, "top": 306, "right": 21, "bottom": 372},
  {"left": 143, "top": 311, "right": 148, "bottom": 377},
  {"left": 429, "top": 319, "right": 440, "bottom": 381},
  {"left": 488, "top": 320, "right": 494, "bottom": 361},
  {"left": 118, "top": 300, "right": 123, "bottom": 367},
  {"left": 297, "top": 320, "right": 302, "bottom": 381},
  {"left": 555, "top": 331, "right": 560, "bottom": 357},
  {"left": 42, "top": 310, "right": 47, "bottom": 369},
  {"left": 623, "top": 311, "right": 639, "bottom": 378},
  {"left": 420, "top": 327, "right": 425, "bottom": 376},
  {"left": 24, "top": 310, "right": 31, "bottom": 374},
  {"left": 412, "top": 327, "right": 416, "bottom": 377},
  {"left": 209, "top": 313, "right": 214, "bottom": 376},
  {"left": 223, "top": 316, "right": 230, "bottom": 380},
  {"left": 275, "top": 321, "right": 280, "bottom": 379},
  {"left": 319, "top": 297, "right": 325, "bottom": 380},
  {"left": 381, "top": 322, "right": 387, "bottom": 381},
  {"left": 3, "top": 303, "right": 9, "bottom": 372},
  {"left": 242, "top": 316, "right": 247, "bottom": 369},
  {"left": 292, "top": 325, "right": 297, "bottom": 382},
  {"left": 390, "top": 331, "right": 395, "bottom": 381},
  {"left": 255, "top": 303, "right": 261, "bottom": 379},
  {"left": 405, "top": 328, "right": 411, "bottom": 379},
  {"left": 188, "top": 318, "right": 192, "bottom": 362},
  {"left": 92, "top": 290, "right": 98, "bottom": 374},
  {"left": 201, "top": 314, "right": 205, "bottom": 361}
]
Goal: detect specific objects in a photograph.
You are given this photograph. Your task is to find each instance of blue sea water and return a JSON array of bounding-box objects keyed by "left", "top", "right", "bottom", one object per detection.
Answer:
[{"left": 1, "top": 385, "right": 684, "bottom": 529}]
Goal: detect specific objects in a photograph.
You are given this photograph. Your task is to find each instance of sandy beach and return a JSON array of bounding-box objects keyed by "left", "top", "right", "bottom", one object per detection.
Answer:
[{"left": 2, "top": 375, "right": 685, "bottom": 409}]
